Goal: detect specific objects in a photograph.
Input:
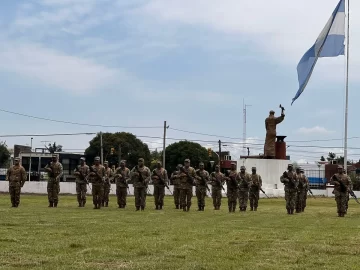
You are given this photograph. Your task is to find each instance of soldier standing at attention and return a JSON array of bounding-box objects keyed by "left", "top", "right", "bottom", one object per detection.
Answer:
[
  {"left": 114, "top": 160, "right": 130, "bottom": 208},
  {"left": 237, "top": 166, "right": 252, "bottom": 212},
  {"left": 225, "top": 162, "right": 238, "bottom": 213},
  {"left": 171, "top": 164, "right": 182, "bottom": 209},
  {"left": 295, "top": 167, "right": 307, "bottom": 213},
  {"left": 280, "top": 164, "right": 298, "bottom": 214},
  {"left": 6, "top": 157, "right": 27, "bottom": 207},
  {"left": 130, "top": 158, "right": 151, "bottom": 211},
  {"left": 102, "top": 161, "right": 113, "bottom": 207},
  {"left": 209, "top": 165, "right": 225, "bottom": 210},
  {"left": 151, "top": 161, "right": 168, "bottom": 210},
  {"left": 73, "top": 157, "right": 89, "bottom": 207},
  {"left": 44, "top": 154, "right": 63, "bottom": 208},
  {"left": 249, "top": 167, "right": 262, "bottom": 211},
  {"left": 88, "top": 157, "right": 106, "bottom": 209},
  {"left": 330, "top": 165, "right": 352, "bottom": 217},
  {"left": 195, "top": 162, "right": 209, "bottom": 211},
  {"left": 177, "top": 159, "right": 196, "bottom": 212},
  {"left": 300, "top": 168, "right": 309, "bottom": 212}
]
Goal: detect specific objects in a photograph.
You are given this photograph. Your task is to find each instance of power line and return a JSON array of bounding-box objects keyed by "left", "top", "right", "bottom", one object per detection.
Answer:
[{"left": 0, "top": 132, "right": 96, "bottom": 137}]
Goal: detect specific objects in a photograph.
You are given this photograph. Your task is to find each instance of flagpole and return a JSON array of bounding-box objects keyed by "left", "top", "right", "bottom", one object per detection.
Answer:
[{"left": 344, "top": 0, "right": 350, "bottom": 171}]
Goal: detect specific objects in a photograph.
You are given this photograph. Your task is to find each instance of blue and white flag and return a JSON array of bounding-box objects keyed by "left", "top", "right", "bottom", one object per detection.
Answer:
[{"left": 292, "top": 0, "right": 345, "bottom": 105}]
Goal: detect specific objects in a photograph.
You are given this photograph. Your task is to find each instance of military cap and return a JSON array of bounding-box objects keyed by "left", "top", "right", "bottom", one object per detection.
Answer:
[
  {"left": 296, "top": 167, "right": 301, "bottom": 170},
  {"left": 94, "top": 156, "right": 100, "bottom": 161},
  {"left": 52, "top": 154, "right": 58, "bottom": 158},
  {"left": 157, "top": 161, "right": 162, "bottom": 165},
  {"left": 104, "top": 161, "right": 108, "bottom": 164},
  {"left": 300, "top": 168, "right": 304, "bottom": 172},
  {"left": 184, "top": 159, "right": 190, "bottom": 162},
  {"left": 120, "top": 160, "right": 126, "bottom": 163},
  {"left": 80, "top": 157, "right": 85, "bottom": 161},
  {"left": 199, "top": 162, "right": 204, "bottom": 165},
  {"left": 251, "top": 167, "right": 256, "bottom": 170},
  {"left": 215, "top": 165, "right": 219, "bottom": 168},
  {"left": 138, "top": 158, "right": 144, "bottom": 162},
  {"left": 240, "top": 166, "right": 246, "bottom": 170},
  {"left": 14, "top": 157, "right": 20, "bottom": 161},
  {"left": 178, "top": 164, "right": 183, "bottom": 168},
  {"left": 288, "top": 164, "right": 293, "bottom": 167}
]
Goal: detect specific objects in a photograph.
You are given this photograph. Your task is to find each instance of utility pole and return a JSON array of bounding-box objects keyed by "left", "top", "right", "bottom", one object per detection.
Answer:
[
  {"left": 118, "top": 145, "right": 122, "bottom": 166},
  {"left": 100, "top": 132, "right": 103, "bottom": 164},
  {"left": 162, "top": 121, "right": 168, "bottom": 168},
  {"left": 243, "top": 99, "right": 252, "bottom": 156},
  {"left": 29, "top": 137, "right": 33, "bottom": 182},
  {"left": 218, "top": 140, "right": 221, "bottom": 170}
]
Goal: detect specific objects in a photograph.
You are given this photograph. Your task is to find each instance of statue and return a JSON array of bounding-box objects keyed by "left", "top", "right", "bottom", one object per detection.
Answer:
[{"left": 264, "top": 104, "right": 285, "bottom": 159}]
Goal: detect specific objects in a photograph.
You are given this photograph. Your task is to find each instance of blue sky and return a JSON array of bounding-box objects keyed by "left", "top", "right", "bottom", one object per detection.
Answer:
[{"left": 0, "top": 0, "right": 359, "bottom": 163}]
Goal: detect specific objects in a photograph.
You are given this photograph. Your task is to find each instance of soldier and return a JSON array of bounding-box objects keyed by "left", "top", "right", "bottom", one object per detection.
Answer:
[
  {"left": 171, "top": 164, "right": 182, "bottom": 209},
  {"left": 195, "top": 162, "right": 210, "bottom": 211},
  {"left": 130, "top": 158, "right": 151, "bottom": 211},
  {"left": 114, "top": 160, "right": 130, "bottom": 208},
  {"left": 102, "top": 161, "right": 113, "bottom": 207},
  {"left": 224, "top": 162, "right": 238, "bottom": 213},
  {"left": 280, "top": 164, "right": 298, "bottom": 214},
  {"left": 176, "top": 159, "right": 196, "bottom": 212},
  {"left": 151, "top": 161, "right": 169, "bottom": 210},
  {"left": 300, "top": 168, "right": 309, "bottom": 212},
  {"left": 295, "top": 167, "right": 308, "bottom": 213},
  {"left": 88, "top": 157, "right": 106, "bottom": 209},
  {"left": 237, "top": 166, "right": 252, "bottom": 212},
  {"left": 6, "top": 157, "right": 27, "bottom": 207},
  {"left": 44, "top": 154, "right": 63, "bottom": 207},
  {"left": 330, "top": 165, "right": 352, "bottom": 217},
  {"left": 73, "top": 157, "right": 89, "bottom": 207},
  {"left": 249, "top": 167, "right": 262, "bottom": 211},
  {"left": 209, "top": 165, "right": 225, "bottom": 210},
  {"left": 343, "top": 168, "right": 350, "bottom": 214}
]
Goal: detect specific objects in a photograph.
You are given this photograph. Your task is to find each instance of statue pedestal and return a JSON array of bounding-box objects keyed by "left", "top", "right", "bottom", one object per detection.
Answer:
[{"left": 275, "top": 136, "right": 287, "bottom": 160}]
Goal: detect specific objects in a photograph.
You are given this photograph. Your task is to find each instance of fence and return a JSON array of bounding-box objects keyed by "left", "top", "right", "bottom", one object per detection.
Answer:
[{"left": 303, "top": 169, "right": 326, "bottom": 189}]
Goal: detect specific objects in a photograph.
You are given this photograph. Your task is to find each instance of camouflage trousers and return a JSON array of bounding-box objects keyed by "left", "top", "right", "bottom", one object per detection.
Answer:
[
  {"left": 116, "top": 186, "right": 127, "bottom": 207},
  {"left": 211, "top": 187, "right": 222, "bottom": 207},
  {"left": 295, "top": 188, "right": 306, "bottom": 211},
  {"left": 92, "top": 184, "right": 104, "bottom": 207},
  {"left": 249, "top": 189, "right": 259, "bottom": 209},
  {"left": 335, "top": 191, "right": 348, "bottom": 215},
  {"left": 134, "top": 187, "right": 147, "bottom": 208},
  {"left": 180, "top": 188, "right": 192, "bottom": 209},
  {"left": 47, "top": 180, "right": 60, "bottom": 204},
  {"left": 285, "top": 188, "right": 297, "bottom": 210},
  {"left": 76, "top": 183, "right": 87, "bottom": 205},
  {"left": 196, "top": 186, "right": 207, "bottom": 207},
  {"left": 103, "top": 183, "right": 111, "bottom": 203},
  {"left": 9, "top": 184, "right": 21, "bottom": 206},
  {"left": 154, "top": 186, "right": 165, "bottom": 206},
  {"left": 227, "top": 189, "right": 238, "bottom": 211},
  {"left": 173, "top": 185, "right": 181, "bottom": 207},
  {"left": 238, "top": 189, "right": 249, "bottom": 209}
]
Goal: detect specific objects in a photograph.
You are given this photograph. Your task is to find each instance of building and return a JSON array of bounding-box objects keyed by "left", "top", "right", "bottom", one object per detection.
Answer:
[{"left": 214, "top": 151, "right": 237, "bottom": 172}]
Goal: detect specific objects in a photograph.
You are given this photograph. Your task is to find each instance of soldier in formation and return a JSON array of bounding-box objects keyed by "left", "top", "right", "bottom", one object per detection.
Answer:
[
  {"left": 114, "top": 160, "right": 130, "bottom": 208},
  {"left": 280, "top": 164, "right": 298, "bottom": 214},
  {"left": 88, "top": 156, "right": 106, "bottom": 209},
  {"left": 249, "top": 167, "right": 262, "bottom": 211},
  {"left": 225, "top": 162, "right": 238, "bottom": 213},
  {"left": 73, "top": 157, "right": 89, "bottom": 207},
  {"left": 177, "top": 159, "right": 196, "bottom": 212},
  {"left": 171, "top": 164, "right": 182, "bottom": 209},
  {"left": 44, "top": 154, "right": 63, "bottom": 207},
  {"left": 6, "top": 157, "right": 27, "bottom": 207},
  {"left": 237, "top": 166, "right": 252, "bottom": 212},
  {"left": 130, "top": 158, "right": 151, "bottom": 211},
  {"left": 151, "top": 161, "right": 169, "bottom": 210},
  {"left": 209, "top": 165, "right": 225, "bottom": 210},
  {"left": 295, "top": 167, "right": 309, "bottom": 213},
  {"left": 330, "top": 165, "right": 352, "bottom": 217},
  {"left": 103, "top": 161, "right": 113, "bottom": 207},
  {"left": 195, "top": 162, "right": 209, "bottom": 211}
]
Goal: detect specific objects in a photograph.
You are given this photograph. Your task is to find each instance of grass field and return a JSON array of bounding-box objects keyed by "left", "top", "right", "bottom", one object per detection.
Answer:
[{"left": 1, "top": 195, "right": 360, "bottom": 270}]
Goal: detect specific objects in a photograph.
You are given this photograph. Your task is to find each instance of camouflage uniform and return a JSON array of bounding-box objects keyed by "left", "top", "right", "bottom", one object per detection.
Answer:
[
  {"left": 330, "top": 166, "right": 352, "bottom": 217},
  {"left": 249, "top": 168, "right": 262, "bottom": 211},
  {"left": 44, "top": 155, "right": 63, "bottom": 207},
  {"left": 114, "top": 162, "right": 130, "bottom": 208},
  {"left": 225, "top": 165, "right": 238, "bottom": 212},
  {"left": 280, "top": 164, "right": 298, "bottom": 214},
  {"left": 178, "top": 159, "right": 196, "bottom": 212},
  {"left": 88, "top": 157, "right": 106, "bottom": 209},
  {"left": 171, "top": 166, "right": 181, "bottom": 209},
  {"left": 209, "top": 168, "right": 225, "bottom": 210},
  {"left": 264, "top": 110, "right": 285, "bottom": 158},
  {"left": 237, "top": 167, "right": 252, "bottom": 211},
  {"left": 102, "top": 163, "right": 113, "bottom": 207},
  {"left": 130, "top": 158, "right": 151, "bottom": 211},
  {"left": 300, "top": 169, "right": 309, "bottom": 211},
  {"left": 73, "top": 158, "right": 89, "bottom": 207},
  {"left": 151, "top": 164, "right": 169, "bottom": 210},
  {"left": 6, "top": 158, "right": 27, "bottom": 207},
  {"left": 295, "top": 168, "right": 308, "bottom": 213},
  {"left": 195, "top": 165, "right": 209, "bottom": 211}
]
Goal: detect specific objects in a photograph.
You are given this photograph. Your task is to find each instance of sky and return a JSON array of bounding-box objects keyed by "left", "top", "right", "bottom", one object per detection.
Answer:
[{"left": 0, "top": 0, "right": 359, "bottom": 164}]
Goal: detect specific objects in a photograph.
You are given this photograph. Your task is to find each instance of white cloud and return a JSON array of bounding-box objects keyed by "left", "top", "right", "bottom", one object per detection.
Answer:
[{"left": 296, "top": 126, "right": 334, "bottom": 135}]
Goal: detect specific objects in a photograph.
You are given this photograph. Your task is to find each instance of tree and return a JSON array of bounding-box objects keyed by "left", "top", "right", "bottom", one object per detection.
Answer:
[
  {"left": 150, "top": 148, "right": 162, "bottom": 170},
  {"left": 327, "top": 152, "right": 336, "bottom": 162},
  {"left": 0, "top": 141, "right": 11, "bottom": 167},
  {"left": 84, "top": 132, "right": 151, "bottom": 168},
  {"left": 46, "top": 142, "right": 63, "bottom": 153},
  {"left": 164, "top": 140, "right": 218, "bottom": 173},
  {"left": 320, "top": 156, "right": 325, "bottom": 161}
]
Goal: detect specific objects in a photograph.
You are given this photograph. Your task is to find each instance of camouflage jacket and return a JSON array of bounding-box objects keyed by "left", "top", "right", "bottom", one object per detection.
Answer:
[
  {"left": 330, "top": 173, "right": 352, "bottom": 193},
  {"left": 151, "top": 168, "right": 169, "bottom": 187},
  {"left": 130, "top": 166, "right": 151, "bottom": 188},
  {"left": 178, "top": 166, "right": 196, "bottom": 189},
  {"left": 104, "top": 167, "right": 113, "bottom": 186},
  {"left": 280, "top": 170, "right": 298, "bottom": 190},
  {"left": 6, "top": 165, "right": 27, "bottom": 187},
  {"left": 236, "top": 172, "right": 252, "bottom": 190},
  {"left": 74, "top": 165, "right": 89, "bottom": 184},
  {"left": 44, "top": 162, "right": 63, "bottom": 182},
  {"left": 297, "top": 173, "right": 309, "bottom": 190},
  {"left": 170, "top": 170, "right": 180, "bottom": 186},
  {"left": 249, "top": 173, "right": 262, "bottom": 190},
  {"left": 225, "top": 170, "right": 238, "bottom": 190},
  {"left": 114, "top": 167, "right": 131, "bottom": 188},
  {"left": 88, "top": 165, "right": 106, "bottom": 185},
  {"left": 195, "top": 169, "right": 209, "bottom": 187},
  {"left": 209, "top": 172, "right": 225, "bottom": 188}
]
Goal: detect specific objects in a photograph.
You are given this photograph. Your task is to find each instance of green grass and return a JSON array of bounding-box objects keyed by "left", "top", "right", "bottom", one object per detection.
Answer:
[{"left": 1, "top": 195, "right": 360, "bottom": 270}]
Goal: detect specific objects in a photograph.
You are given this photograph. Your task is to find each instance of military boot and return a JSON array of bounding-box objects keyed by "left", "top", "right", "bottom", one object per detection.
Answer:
[
  {"left": 78, "top": 202, "right": 82, "bottom": 207},
  {"left": 105, "top": 202, "right": 108, "bottom": 207},
  {"left": 250, "top": 207, "right": 254, "bottom": 211},
  {"left": 287, "top": 208, "right": 290, "bottom": 214},
  {"left": 186, "top": 206, "right": 190, "bottom": 212},
  {"left": 197, "top": 205, "right": 202, "bottom": 211},
  {"left": 48, "top": 202, "right": 53, "bottom": 208},
  {"left": 176, "top": 205, "right": 179, "bottom": 209},
  {"left": 296, "top": 208, "right": 301, "bottom": 213},
  {"left": 156, "top": 205, "right": 159, "bottom": 210},
  {"left": 290, "top": 209, "right": 294, "bottom": 214},
  {"left": 228, "top": 206, "right": 232, "bottom": 213},
  {"left": 141, "top": 206, "right": 145, "bottom": 211},
  {"left": 232, "top": 205, "right": 236, "bottom": 212},
  {"left": 243, "top": 207, "right": 247, "bottom": 212},
  {"left": 83, "top": 201, "right": 86, "bottom": 207},
  {"left": 180, "top": 205, "right": 183, "bottom": 209},
  {"left": 53, "top": 202, "right": 58, "bottom": 208},
  {"left": 136, "top": 206, "right": 140, "bottom": 211},
  {"left": 159, "top": 204, "right": 163, "bottom": 210},
  {"left": 254, "top": 207, "right": 257, "bottom": 211},
  {"left": 183, "top": 206, "right": 187, "bottom": 212}
]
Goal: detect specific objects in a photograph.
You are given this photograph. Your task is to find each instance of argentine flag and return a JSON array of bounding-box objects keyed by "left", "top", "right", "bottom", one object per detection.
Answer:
[{"left": 292, "top": 0, "right": 345, "bottom": 105}]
